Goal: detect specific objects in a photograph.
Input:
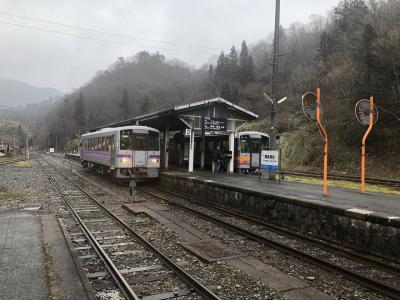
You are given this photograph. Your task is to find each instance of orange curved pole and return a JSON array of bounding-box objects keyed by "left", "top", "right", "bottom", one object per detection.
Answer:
[
  {"left": 361, "top": 96, "right": 374, "bottom": 193},
  {"left": 316, "top": 88, "right": 328, "bottom": 196}
]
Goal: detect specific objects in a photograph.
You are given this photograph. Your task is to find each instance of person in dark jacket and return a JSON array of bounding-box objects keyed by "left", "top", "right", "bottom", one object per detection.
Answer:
[{"left": 211, "top": 145, "right": 223, "bottom": 173}]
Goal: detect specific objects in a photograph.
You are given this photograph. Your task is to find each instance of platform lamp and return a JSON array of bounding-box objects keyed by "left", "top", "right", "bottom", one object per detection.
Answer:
[
  {"left": 263, "top": 93, "right": 288, "bottom": 180},
  {"left": 263, "top": 93, "right": 288, "bottom": 142}
]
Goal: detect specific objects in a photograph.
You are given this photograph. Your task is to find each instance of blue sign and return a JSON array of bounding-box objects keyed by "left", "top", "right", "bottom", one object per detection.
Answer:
[{"left": 260, "top": 164, "right": 279, "bottom": 171}]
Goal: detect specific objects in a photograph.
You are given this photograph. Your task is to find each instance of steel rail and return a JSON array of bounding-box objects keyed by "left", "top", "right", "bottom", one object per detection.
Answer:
[
  {"left": 49, "top": 178, "right": 139, "bottom": 300},
  {"left": 139, "top": 188, "right": 400, "bottom": 300},
  {"left": 56, "top": 154, "right": 400, "bottom": 268},
  {"left": 157, "top": 188, "right": 400, "bottom": 274},
  {"left": 44, "top": 157, "right": 220, "bottom": 300},
  {"left": 60, "top": 153, "right": 400, "bottom": 187}
]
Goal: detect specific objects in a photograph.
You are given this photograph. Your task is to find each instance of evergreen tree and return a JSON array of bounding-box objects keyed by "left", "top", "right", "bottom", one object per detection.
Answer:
[
  {"left": 239, "top": 40, "right": 255, "bottom": 86},
  {"left": 119, "top": 88, "right": 130, "bottom": 119},
  {"left": 208, "top": 64, "right": 214, "bottom": 80},
  {"left": 17, "top": 124, "right": 24, "bottom": 146},
  {"left": 73, "top": 91, "right": 86, "bottom": 129},
  {"left": 215, "top": 52, "right": 226, "bottom": 78},
  {"left": 227, "top": 46, "right": 239, "bottom": 79},
  {"left": 140, "top": 96, "right": 151, "bottom": 114}
]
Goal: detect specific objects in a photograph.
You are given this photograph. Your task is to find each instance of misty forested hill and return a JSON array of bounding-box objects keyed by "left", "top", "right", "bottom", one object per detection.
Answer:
[
  {"left": 0, "top": 78, "right": 62, "bottom": 107},
  {"left": 4, "top": 0, "right": 400, "bottom": 175}
]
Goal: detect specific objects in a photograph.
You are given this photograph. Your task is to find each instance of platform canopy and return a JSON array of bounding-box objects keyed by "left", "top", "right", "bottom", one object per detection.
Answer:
[
  {"left": 92, "top": 97, "right": 258, "bottom": 132},
  {"left": 92, "top": 97, "right": 258, "bottom": 173}
]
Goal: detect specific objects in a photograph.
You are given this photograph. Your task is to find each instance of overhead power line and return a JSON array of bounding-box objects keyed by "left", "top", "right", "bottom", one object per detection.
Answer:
[
  {"left": 0, "top": 20, "right": 213, "bottom": 55},
  {"left": 0, "top": 10, "right": 219, "bottom": 51}
]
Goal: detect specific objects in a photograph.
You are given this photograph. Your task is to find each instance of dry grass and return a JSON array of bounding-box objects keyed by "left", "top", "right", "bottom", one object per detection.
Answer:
[
  {"left": 15, "top": 161, "right": 31, "bottom": 167},
  {"left": 286, "top": 175, "right": 400, "bottom": 196}
]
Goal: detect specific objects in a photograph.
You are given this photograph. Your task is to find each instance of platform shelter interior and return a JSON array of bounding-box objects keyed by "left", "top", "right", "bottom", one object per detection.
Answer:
[{"left": 95, "top": 97, "right": 258, "bottom": 173}]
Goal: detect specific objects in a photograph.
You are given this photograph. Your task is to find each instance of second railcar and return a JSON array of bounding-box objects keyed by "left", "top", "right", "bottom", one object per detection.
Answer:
[{"left": 235, "top": 131, "right": 270, "bottom": 173}]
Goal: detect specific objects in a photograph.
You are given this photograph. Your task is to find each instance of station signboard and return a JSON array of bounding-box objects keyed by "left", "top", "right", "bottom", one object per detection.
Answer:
[
  {"left": 260, "top": 150, "right": 279, "bottom": 171},
  {"left": 202, "top": 117, "right": 227, "bottom": 131}
]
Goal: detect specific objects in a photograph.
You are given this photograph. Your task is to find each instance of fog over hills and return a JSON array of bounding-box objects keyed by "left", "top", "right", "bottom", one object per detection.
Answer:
[{"left": 0, "top": 78, "right": 62, "bottom": 107}]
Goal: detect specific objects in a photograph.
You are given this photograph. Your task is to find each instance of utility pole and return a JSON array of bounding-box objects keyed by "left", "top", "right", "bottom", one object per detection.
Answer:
[
  {"left": 26, "top": 123, "right": 29, "bottom": 161},
  {"left": 271, "top": 0, "right": 280, "bottom": 150}
]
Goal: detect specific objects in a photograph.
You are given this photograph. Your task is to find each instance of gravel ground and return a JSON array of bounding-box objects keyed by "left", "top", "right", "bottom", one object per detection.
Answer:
[
  {"left": 0, "top": 160, "right": 63, "bottom": 214},
  {"left": 51, "top": 156, "right": 395, "bottom": 300},
  {"left": 43, "top": 156, "right": 283, "bottom": 299},
  {"left": 3, "top": 155, "right": 392, "bottom": 299},
  {"left": 159, "top": 196, "right": 389, "bottom": 300}
]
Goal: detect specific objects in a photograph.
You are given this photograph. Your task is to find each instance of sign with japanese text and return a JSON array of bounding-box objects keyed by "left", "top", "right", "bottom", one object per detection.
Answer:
[
  {"left": 260, "top": 150, "right": 279, "bottom": 171},
  {"left": 202, "top": 117, "right": 227, "bottom": 131}
]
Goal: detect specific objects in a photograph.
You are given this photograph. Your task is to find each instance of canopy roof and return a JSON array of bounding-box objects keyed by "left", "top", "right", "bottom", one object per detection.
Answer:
[{"left": 91, "top": 97, "right": 258, "bottom": 132}]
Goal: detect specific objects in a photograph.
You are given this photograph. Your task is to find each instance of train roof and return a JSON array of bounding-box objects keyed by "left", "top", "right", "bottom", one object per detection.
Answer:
[
  {"left": 81, "top": 125, "right": 159, "bottom": 137},
  {"left": 239, "top": 131, "right": 270, "bottom": 138}
]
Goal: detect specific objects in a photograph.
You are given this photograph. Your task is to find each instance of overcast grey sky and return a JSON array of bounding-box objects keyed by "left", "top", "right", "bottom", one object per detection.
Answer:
[{"left": 0, "top": 0, "right": 340, "bottom": 92}]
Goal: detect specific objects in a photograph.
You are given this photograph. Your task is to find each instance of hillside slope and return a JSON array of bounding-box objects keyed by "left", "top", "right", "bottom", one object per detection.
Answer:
[{"left": 0, "top": 78, "right": 62, "bottom": 107}]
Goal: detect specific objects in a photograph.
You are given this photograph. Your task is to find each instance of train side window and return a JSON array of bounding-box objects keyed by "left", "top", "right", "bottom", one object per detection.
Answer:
[{"left": 148, "top": 131, "right": 159, "bottom": 151}]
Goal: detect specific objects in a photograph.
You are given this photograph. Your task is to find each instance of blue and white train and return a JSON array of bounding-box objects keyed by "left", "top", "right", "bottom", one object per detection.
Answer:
[{"left": 80, "top": 126, "right": 160, "bottom": 180}]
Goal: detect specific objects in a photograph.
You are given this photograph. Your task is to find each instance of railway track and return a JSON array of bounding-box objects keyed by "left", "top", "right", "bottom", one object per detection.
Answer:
[
  {"left": 283, "top": 170, "right": 400, "bottom": 188},
  {"left": 60, "top": 153, "right": 400, "bottom": 189},
  {"left": 138, "top": 187, "right": 400, "bottom": 300},
  {"left": 38, "top": 157, "right": 220, "bottom": 300}
]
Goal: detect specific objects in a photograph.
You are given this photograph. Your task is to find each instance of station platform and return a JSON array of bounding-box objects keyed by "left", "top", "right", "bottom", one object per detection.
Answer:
[
  {"left": 0, "top": 209, "right": 89, "bottom": 299},
  {"left": 162, "top": 169, "right": 400, "bottom": 218},
  {"left": 159, "top": 169, "right": 400, "bottom": 261}
]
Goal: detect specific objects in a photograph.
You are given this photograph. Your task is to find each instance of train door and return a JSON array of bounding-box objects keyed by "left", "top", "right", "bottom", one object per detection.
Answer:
[
  {"left": 133, "top": 133, "right": 147, "bottom": 167},
  {"left": 251, "top": 138, "right": 261, "bottom": 168},
  {"left": 110, "top": 135, "right": 116, "bottom": 170},
  {"left": 238, "top": 135, "right": 251, "bottom": 170}
]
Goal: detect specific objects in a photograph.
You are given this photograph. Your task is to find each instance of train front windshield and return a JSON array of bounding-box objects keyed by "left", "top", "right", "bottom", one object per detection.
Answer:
[{"left": 120, "top": 130, "right": 159, "bottom": 151}]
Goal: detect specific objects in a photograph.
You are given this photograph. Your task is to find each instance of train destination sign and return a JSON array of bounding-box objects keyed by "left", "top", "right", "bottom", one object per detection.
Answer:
[{"left": 202, "top": 117, "right": 227, "bottom": 131}]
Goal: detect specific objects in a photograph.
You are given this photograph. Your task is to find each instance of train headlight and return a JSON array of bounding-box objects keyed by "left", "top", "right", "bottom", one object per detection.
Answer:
[
  {"left": 122, "top": 157, "right": 129, "bottom": 164},
  {"left": 150, "top": 159, "right": 158, "bottom": 164}
]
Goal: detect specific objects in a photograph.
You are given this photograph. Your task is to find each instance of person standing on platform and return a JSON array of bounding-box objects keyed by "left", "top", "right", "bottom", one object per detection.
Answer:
[
  {"left": 211, "top": 145, "right": 223, "bottom": 173},
  {"left": 211, "top": 146, "right": 222, "bottom": 173}
]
